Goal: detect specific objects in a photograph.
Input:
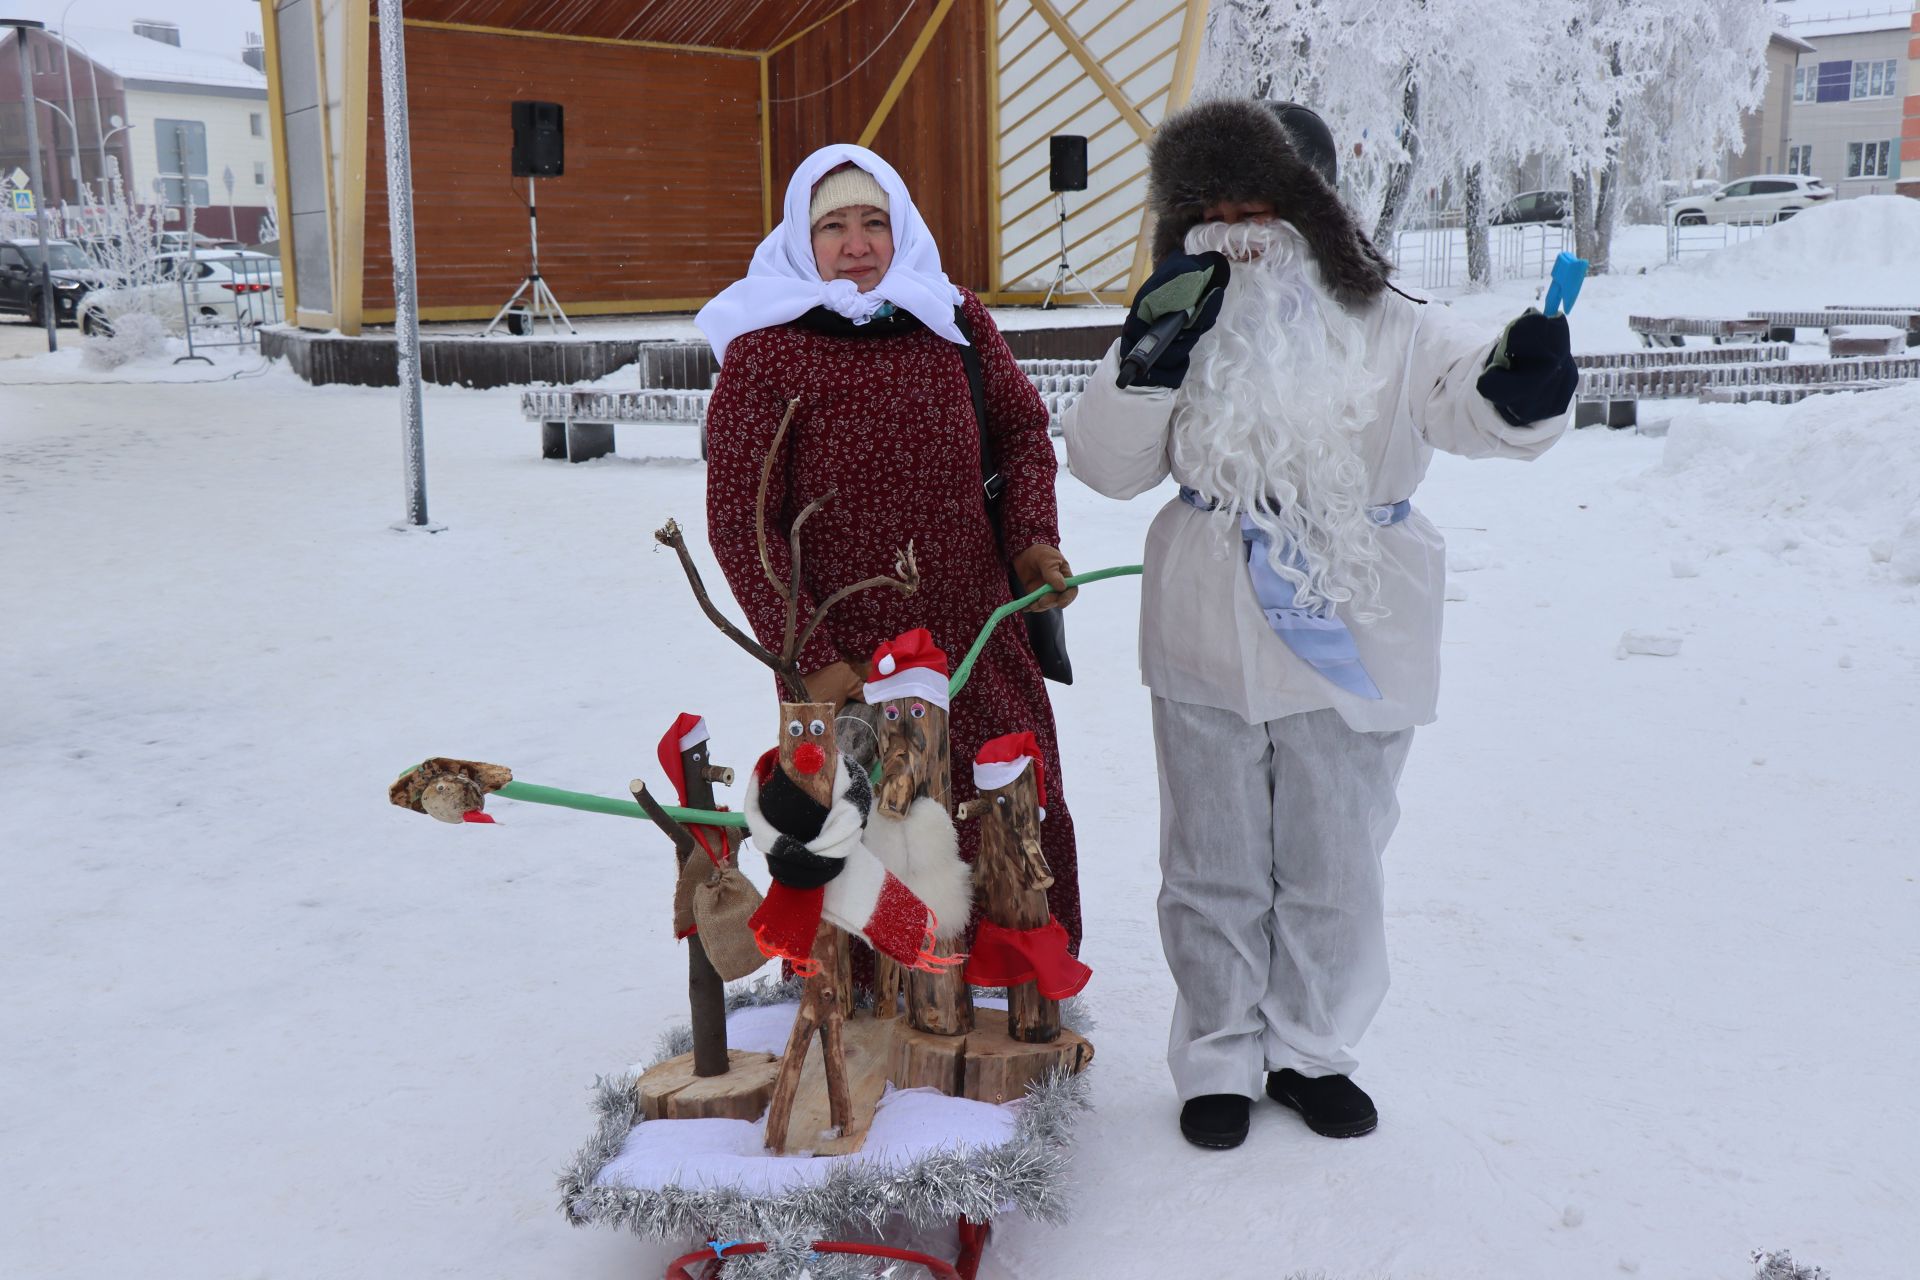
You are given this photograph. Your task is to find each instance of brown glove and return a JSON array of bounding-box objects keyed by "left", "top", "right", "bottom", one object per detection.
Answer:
[
  {"left": 801, "top": 660, "right": 867, "bottom": 709},
  {"left": 1012, "top": 543, "right": 1078, "bottom": 612}
]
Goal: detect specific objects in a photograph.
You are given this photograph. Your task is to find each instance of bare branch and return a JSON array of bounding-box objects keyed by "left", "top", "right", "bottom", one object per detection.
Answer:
[
  {"left": 755, "top": 399, "right": 802, "bottom": 602},
  {"left": 630, "top": 779, "right": 697, "bottom": 864},
  {"left": 782, "top": 489, "right": 836, "bottom": 666},
  {"left": 654, "top": 518, "right": 784, "bottom": 674},
  {"left": 792, "top": 541, "right": 920, "bottom": 665}
]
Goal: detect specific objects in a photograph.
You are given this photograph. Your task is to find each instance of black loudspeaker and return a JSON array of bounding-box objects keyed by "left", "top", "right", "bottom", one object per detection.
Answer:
[
  {"left": 1049, "top": 135, "right": 1088, "bottom": 192},
  {"left": 511, "top": 100, "right": 564, "bottom": 178}
]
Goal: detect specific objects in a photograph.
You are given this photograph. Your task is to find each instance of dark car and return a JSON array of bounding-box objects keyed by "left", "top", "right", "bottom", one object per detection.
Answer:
[
  {"left": 0, "top": 238, "right": 111, "bottom": 327},
  {"left": 1492, "top": 190, "right": 1571, "bottom": 226}
]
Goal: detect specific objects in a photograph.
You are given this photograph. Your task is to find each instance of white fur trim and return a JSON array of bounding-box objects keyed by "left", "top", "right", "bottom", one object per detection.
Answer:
[
  {"left": 877, "top": 653, "right": 897, "bottom": 675},
  {"left": 863, "top": 796, "right": 972, "bottom": 941},
  {"left": 971, "top": 757, "right": 1031, "bottom": 794},
  {"left": 862, "top": 668, "right": 950, "bottom": 710},
  {"left": 677, "top": 718, "right": 709, "bottom": 753}
]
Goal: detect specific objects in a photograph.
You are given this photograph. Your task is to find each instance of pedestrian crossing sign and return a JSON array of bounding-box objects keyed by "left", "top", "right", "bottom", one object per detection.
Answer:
[{"left": 8, "top": 189, "right": 32, "bottom": 213}]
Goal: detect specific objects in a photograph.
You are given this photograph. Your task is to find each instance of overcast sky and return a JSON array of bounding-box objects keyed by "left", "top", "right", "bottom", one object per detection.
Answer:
[{"left": 7, "top": 0, "right": 258, "bottom": 57}]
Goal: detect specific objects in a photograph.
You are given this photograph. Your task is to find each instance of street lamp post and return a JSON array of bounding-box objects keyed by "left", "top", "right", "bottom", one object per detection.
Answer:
[
  {"left": 57, "top": 0, "right": 82, "bottom": 193},
  {"left": 36, "top": 96, "right": 79, "bottom": 199},
  {"left": 4, "top": 18, "right": 59, "bottom": 352}
]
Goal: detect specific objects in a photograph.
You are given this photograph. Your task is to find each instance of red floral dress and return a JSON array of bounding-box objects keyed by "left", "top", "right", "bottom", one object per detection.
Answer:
[{"left": 704, "top": 290, "right": 1082, "bottom": 951}]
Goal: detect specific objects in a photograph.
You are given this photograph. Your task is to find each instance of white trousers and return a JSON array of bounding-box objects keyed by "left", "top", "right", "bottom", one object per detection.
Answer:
[{"left": 1152, "top": 698, "right": 1414, "bottom": 1100}]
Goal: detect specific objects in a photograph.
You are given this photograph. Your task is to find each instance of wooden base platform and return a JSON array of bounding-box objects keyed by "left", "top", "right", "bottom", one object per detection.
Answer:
[
  {"left": 634, "top": 1050, "right": 779, "bottom": 1122},
  {"left": 889, "top": 1008, "right": 1093, "bottom": 1106}
]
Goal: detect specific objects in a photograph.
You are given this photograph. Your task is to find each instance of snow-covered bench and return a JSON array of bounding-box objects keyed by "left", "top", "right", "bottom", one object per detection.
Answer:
[
  {"left": 1827, "top": 326, "right": 1906, "bottom": 358},
  {"left": 1749, "top": 308, "right": 1920, "bottom": 346},
  {"left": 1573, "top": 344, "right": 1790, "bottom": 371},
  {"left": 1628, "top": 315, "right": 1774, "bottom": 348},
  {"left": 1575, "top": 352, "right": 1920, "bottom": 427},
  {"left": 1698, "top": 381, "right": 1900, "bottom": 406},
  {"left": 519, "top": 358, "right": 1099, "bottom": 463}
]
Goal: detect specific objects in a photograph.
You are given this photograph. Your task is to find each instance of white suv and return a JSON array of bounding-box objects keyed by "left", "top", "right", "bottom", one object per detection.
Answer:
[{"left": 1669, "top": 175, "right": 1833, "bottom": 227}]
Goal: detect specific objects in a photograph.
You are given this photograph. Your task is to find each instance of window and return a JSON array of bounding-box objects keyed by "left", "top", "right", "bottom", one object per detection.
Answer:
[
  {"left": 249, "top": 112, "right": 264, "bottom": 138},
  {"left": 1853, "top": 58, "right": 1899, "bottom": 99},
  {"left": 1793, "top": 65, "right": 1811, "bottom": 102},
  {"left": 1846, "top": 140, "right": 1891, "bottom": 179},
  {"left": 1721, "top": 180, "right": 1754, "bottom": 198},
  {"left": 1787, "top": 144, "right": 1813, "bottom": 176},
  {"left": 1817, "top": 60, "right": 1853, "bottom": 103},
  {"left": 253, "top": 161, "right": 267, "bottom": 186},
  {"left": 1751, "top": 180, "right": 1796, "bottom": 195}
]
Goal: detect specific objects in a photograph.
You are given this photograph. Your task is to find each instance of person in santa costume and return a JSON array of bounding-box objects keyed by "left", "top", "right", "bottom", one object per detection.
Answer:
[
  {"left": 1062, "top": 100, "right": 1576, "bottom": 1149},
  {"left": 698, "top": 145, "right": 1085, "bottom": 953}
]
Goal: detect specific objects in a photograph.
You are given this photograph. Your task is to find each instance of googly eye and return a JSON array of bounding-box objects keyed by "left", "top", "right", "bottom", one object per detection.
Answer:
[
  {"left": 909, "top": 702, "right": 926, "bottom": 719},
  {"left": 995, "top": 794, "right": 1007, "bottom": 806},
  {"left": 808, "top": 719, "right": 826, "bottom": 736},
  {"left": 883, "top": 705, "right": 900, "bottom": 721},
  {"left": 786, "top": 720, "right": 803, "bottom": 737},
  {"left": 689, "top": 750, "right": 703, "bottom": 762}
]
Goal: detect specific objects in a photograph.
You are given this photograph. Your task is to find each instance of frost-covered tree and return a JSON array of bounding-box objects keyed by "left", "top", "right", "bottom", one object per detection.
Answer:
[{"left": 1201, "top": 0, "right": 1775, "bottom": 276}]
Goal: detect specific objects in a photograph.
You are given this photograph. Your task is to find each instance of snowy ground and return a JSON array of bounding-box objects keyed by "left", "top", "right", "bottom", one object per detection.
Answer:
[{"left": 6, "top": 201, "right": 1919, "bottom": 1280}]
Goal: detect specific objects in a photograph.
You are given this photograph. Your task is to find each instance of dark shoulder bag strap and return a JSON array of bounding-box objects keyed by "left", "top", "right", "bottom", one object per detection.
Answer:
[{"left": 955, "top": 306, "right": 1004, "bottom": 506}]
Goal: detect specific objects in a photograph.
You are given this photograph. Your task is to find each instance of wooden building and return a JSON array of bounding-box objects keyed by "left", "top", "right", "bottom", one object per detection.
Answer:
[{"left": 261, "top": 0, "right": 1208, "bottom": 333}]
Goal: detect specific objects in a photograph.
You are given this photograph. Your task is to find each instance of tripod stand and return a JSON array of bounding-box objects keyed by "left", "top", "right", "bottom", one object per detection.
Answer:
[
  {"left": 486, "top": 177, "right": 575, "bottom": 336},
  {"left": 1040, "top": 190, "right": 1102, "bottom": 309}
]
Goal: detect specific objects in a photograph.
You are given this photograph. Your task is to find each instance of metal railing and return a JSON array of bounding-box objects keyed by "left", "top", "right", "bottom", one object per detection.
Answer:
[
  {"left": 1392, "top": 221, "right": 1568, "bottom": 291},
  {"left": 175, "top": 254, "right": 282, "bottom": 363}
]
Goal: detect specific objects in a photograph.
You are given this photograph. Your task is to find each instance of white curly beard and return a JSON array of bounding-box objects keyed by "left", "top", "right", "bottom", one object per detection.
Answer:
[{"left": 1172, "top": 219, "right": 1389, "bottom": 617}]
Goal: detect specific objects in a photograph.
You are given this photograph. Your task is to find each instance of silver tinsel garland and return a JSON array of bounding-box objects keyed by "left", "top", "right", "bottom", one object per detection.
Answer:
[{"left": 559, "top": 978, "right": 1093, "bottom": 1277}]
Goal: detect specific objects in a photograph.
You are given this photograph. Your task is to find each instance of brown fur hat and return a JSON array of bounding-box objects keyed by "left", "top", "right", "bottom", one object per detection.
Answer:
[{"left": 1147, "top": 98, "right": 1392, "bottom": 308}]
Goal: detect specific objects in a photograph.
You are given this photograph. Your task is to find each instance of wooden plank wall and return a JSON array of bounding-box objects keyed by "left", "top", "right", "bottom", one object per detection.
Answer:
[
  {"left": 767, "top": 0, "right": 993, "bottom": 292},
  {"left": 362, "top": 22, "right": 764, "bottom": 315}
]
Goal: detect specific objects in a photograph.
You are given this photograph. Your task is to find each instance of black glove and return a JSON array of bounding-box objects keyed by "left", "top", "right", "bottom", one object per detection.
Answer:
[
  {"left": 1118, "top": 251, "right": 1231, "bottom": 389},
  {"left": 763, "top": 840, "right": 845, "bottom": 890},
  {"left": 1476, "top": 309, "right": 1577, "bottom": 427}
]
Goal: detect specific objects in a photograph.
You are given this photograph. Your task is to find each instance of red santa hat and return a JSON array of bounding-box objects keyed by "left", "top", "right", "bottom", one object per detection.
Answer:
[
  {"left": 655, "top": 713, "right": 710, "bottom": 805},
  {"left": 973, "top": 731, "right": 1046, "bottom": 819},
  {"left": 862, "top": 628, "right": 950, "bottom": 710}
]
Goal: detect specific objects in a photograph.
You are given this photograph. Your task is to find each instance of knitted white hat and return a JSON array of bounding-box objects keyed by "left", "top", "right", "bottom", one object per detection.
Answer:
[{"left": 810, "top": 165, "right": 890, "bottom": 226}]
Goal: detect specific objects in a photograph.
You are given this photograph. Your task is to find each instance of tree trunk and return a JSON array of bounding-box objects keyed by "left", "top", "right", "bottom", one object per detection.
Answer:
[
  {"left": 1589, "top": 42, "right": 1627, "bottom": 275},
  {"left": 1570, "top": 171, "right": 1598, "bottom": 265},
  {"left": 964, "top": 770, "right": 1060, "bottom": 1044},
  {"left": 763, "top": 924, "right": 851, "bottom": 1154},
  {"left": 1372, "top": 65, "right": 1422, "bottom": 245},
  {"left": 675, "top": 745, "right": 737, "bottom": 1077},
  {"left": 872, "top": 699, "right": 969, "bottom": 1037},
  {"left": 1464, "top": 163, "right": 1491, "bottom": 288}
]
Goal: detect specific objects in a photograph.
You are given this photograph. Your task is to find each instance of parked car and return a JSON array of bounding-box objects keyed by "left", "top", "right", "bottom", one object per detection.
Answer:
[
  {"left": 1492, "top": 189, "right": 1571, "bottom": 226},
  {"left": 156, "top": 231, "right": 244, "bottom": 253},
  {"left": 1668, "top": 175, "right": 1833, "bottom": 227},
  {"left": 0, "top": 238, "right": 113, "bottom": 327},
  {"left": 78, "top": 250, "right": 283, "bottom": 337}
]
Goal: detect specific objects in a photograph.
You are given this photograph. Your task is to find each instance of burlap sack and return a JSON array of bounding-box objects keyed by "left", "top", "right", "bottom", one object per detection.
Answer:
[
  {"left": 671, "top": 847, "right": 708, "bottom": 938},
  {"left": 693, "top": 862, "right": 769, "bottom": 981}
]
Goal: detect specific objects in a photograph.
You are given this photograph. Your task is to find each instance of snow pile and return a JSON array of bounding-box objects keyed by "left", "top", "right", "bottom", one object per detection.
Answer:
[
  {"left": 1653, "top": 381, "right": 1920, "bottom": 578},
  {"left": 1675, "top": 196, "right": 1920, "bottom": 300},
  {"left": 81, "top": 311, "right": 171, "bottom": 370}
]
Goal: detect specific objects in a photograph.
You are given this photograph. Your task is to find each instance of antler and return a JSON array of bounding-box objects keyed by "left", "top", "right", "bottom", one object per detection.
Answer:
[
  {"left": 655, "top": 517, "right": 806, "bottom": 698},
  {"left": 756, "top": 398, "right": 802, "bottom": 601},
  {"left": 791, "top": 540, "right": 920, "bottom": 666}
]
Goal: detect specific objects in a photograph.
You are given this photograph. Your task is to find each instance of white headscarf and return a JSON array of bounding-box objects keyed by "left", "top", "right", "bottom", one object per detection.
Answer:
[{"left": 696, "top": 144, "right": 967, "bottom": 364}]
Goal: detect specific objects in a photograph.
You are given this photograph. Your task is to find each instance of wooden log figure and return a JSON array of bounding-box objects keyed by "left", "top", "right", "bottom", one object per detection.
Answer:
[
  {"left": 388, "top": 757, "right": 512, "bottom": 823},
  {"left": 958, "top": 734, "right": 1091, "bottom": 1044},
  {"left": 862, "top": 629, "right": 973, "bottom": 1035}
]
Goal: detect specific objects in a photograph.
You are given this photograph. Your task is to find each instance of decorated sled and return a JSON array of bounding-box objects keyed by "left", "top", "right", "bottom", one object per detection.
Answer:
[{"left": 391, "top": 400, "right": 1133, "bottom": 1276}]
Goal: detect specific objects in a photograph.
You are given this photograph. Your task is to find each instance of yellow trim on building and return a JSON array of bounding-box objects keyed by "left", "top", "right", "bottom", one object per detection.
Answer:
[
  {"left": 759, "top": 52, "right": 774, "bottom": 233},
  {"left": 1129, "top": 0, "right": 1210, "bottom": 291},
  {"left": 986, "top": 0, "right": 1005, "bottom": 295},
  {"left": 338, "top": 2, "right": 371, "bottom": 335},
  {"left": 764, "top": 0, "right": 867, "bottom": 56},
  {"left": 1026, "top": 0, "right": 1154, "bottom": 142},
  {"left": 259, "top": 0, "right": 298, "bottom": 319},
  {"left": 308, "top": 0, "right": 340, "bottom": 330},
  {"left": 859, "top": 0, "right": 962, "bottom": 148}
]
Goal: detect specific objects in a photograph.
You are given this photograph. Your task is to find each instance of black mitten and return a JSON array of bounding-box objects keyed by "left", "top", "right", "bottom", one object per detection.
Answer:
[
  {"left": 1119, "top": 251, "right": 1231, "bottom": 389},
  {"left": 1476, "top": 310, "right": 1577, "bottom": 427}
]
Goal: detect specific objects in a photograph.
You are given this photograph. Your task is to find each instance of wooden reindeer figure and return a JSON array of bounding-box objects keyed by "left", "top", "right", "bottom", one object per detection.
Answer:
[
  {"left": 957, "top": 734, "right": 1092, "bottom": 1044},
  {"left": 862, "top": 629, "right": 974, "bottom": 1035},
  {"left": 654, "top": 398, "right": 955, "bottom": 1153}
]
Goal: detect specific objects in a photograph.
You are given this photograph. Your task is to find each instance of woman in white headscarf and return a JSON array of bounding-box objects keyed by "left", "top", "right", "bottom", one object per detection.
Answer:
[{"left": 696, "top": 145, "right": 1088, "bottom": 955}]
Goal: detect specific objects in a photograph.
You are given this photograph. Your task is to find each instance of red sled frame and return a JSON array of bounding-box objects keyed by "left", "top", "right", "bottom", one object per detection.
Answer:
[{"left": 666, "top": 1217, "right": 992, "bottom": 1279}]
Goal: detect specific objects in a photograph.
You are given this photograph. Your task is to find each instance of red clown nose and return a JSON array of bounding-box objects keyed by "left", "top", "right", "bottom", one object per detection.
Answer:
[{"left": 793, "top": 742, "right": 826, "bottom": 775}]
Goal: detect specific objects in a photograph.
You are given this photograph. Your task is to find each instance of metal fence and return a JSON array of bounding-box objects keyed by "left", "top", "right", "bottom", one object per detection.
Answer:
[
  {"left": 174, "top": 254, "right": 283, "bottom": 363},
  {"left": 1665, "top": 216, "right": 1781, "bottom": 261},
  {"left": 1392, "top": 219, "right": 1568, "bottom": 292}
]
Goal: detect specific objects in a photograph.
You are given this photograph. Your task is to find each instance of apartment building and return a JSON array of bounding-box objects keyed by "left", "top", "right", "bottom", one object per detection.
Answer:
[{"left": 1779, "top": 2, "right": 1911, "bottom": 195}]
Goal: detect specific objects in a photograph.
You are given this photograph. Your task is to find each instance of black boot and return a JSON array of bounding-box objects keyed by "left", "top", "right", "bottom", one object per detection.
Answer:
[
  {"left": 1178, "top": 1094, "right": 1251, "bottom": 1149},
  {"left": 1265, "top": 1069, "right": 1377, "bottom": 1138}
]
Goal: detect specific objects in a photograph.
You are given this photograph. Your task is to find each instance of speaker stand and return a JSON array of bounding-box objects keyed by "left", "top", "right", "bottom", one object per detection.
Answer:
[
  {"left": 486, "top": 178, "right": 576, "bottom": 336},
  {"left": 1040, "top": 191, "right": 1102, "bottom": 309}
]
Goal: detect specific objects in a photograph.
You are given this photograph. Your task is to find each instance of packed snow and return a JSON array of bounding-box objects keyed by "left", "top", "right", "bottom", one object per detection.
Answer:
[{"left": 4, "top": 209, "right": 1918, "bottom": 1279}]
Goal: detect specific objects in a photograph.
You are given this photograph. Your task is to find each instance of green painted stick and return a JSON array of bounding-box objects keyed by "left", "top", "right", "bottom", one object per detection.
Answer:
[
  {"left": 418, "top": 564, "right": 1144, "bottom": 828},
  {"left": 945, "top": 564, "right": 1142, "bottom": 697}
]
